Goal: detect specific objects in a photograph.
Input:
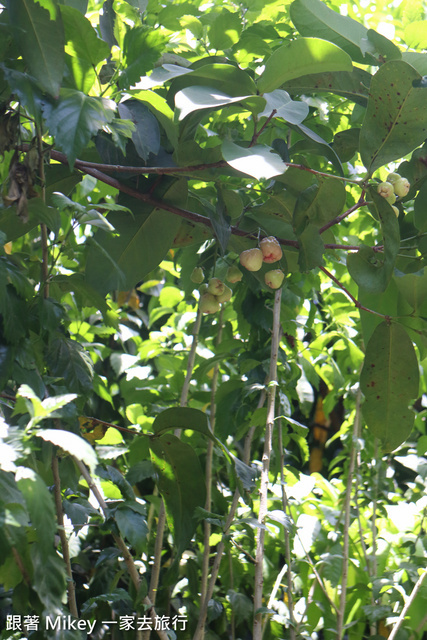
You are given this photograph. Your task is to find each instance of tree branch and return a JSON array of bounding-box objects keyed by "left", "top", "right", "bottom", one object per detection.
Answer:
[{"left": 319, "top": 195, "right": 367, "bottom": 234}]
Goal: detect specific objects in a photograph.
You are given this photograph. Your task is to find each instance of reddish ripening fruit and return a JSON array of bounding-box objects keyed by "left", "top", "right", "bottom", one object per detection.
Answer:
[
  {"left": 216, "top": 285, "right": 232, "bottom": 303},
  {"left": 259, "top": 236, "right": 282, "bottom": 263},
  {"left": 226, "top": 265, "right": 243, "bottom": 283},
  {"left": 239, "top": 248, "right": 263, "bottom": 271},
  {"left": 190, "top": 267, "right": 204, "bottom": 284},
  {"left": 200, "top": 293, "right": 220, "bottom": 314},
  {"left": 377, "top": 182, "right": 394, "bottom": 199},
  {"left": 207, "top": 277, "right": 225, "bottom": 296},
  {"left": 393, "top": 177, "right": 410, "bottom": 197},
  {"left": 265, "top": 269, "right": 284, "bottom": 289}
]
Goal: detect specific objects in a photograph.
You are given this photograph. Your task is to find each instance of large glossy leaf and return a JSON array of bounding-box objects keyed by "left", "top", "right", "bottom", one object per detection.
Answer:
[
  {"left": 130, "top": 89, "right": 178, "bottom": 148},
  {"left": 290, "top": 0, "right": 375, "bottom": 65},
  {"left": 293, "top": 178, "right": 346, "bottom": 233},
  {"left": 7, "top": 0, "right": 65, "bottom": 97},
  {"left": 118, "top": 100, "right": 160, "bottom": 160},
  {"left": 175, "top": 86, "right": 264, "bottom": 120},
  {"left": 37, "top": 429, "right": 98, "bottom": 473},
  {"left": 360, "top": 61, "right": 427, "bottom": 174},
  {"left": 257, "top": 38, "right": 353, "bottom": 94},
  {"left": 44, "top": 89, "right": 115, "bottom": 168},
  {"left": 297, "top": 224, "right": 324, "bottom": 271},
  {"left": 46, "top": 334, "right": 94, "bottom": 393},
  {"left": 149, "top": 434, "right": 206, "bottom": 554},
  {"left": 153, "top": 407, "right": 211, "bottom": 437},
  {"left": 222, "top": 140, "right": 288, "bottom": 180},
  {"left": 360, "top": 322, "right": 419, "bottom": 452},
  {"left": 347, "top": 188, "right": 400, "bottom": 293},
  {"left": 168, "top": 63, "right": 257, "bottom": 103},
  {"left": 61, "top": 5, "right": 110, "bottom": 92},
  {"left": 85, "top": 180, "right": 186, "bottom": 295},
  {"left": 258, "top": 90, "right": 308, "bottom": 124},
  {"left": 16, "top": 467, "right": 56, "bottom": 558},
  {"left": 284, "top": 68, "right": 371, "bottom": 107},
  {"left": 209, "top": 10, "right": 242, "bottom": 50}
]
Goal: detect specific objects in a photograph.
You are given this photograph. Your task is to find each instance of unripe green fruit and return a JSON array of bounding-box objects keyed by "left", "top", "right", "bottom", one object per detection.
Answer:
[
  {"left": 239, "top": 248, "right": 263, "bottom": 271},
  {"left": 265, "top": 269, "right": 284, "bottom": 289},
  {"left": 207, "top": 277, "right": 225, "bottom": 296},
  {"left": 392, "top": 205, "right": 400, "bottom": 218},
  {"left": 377, "top": 182, "right": 394, "bottom": 199},
  {"left": 216, "top": 285, "right": 232, "bottom": 303},
  {"left": 226, "top": 265, "right": 243, "bottom": 283},
  {"left": 386, "top": 193, "right": 396, "bottom": 205},
  {"left": 200, "top": 292, "right": 220, "bottom": 314},
  {"left": 259, "top": 236, "right": 282, "bottom": 263},
  {"left": 190, "top": 267, "right": 204, "bottom": 284},
  {"left": 393, "top": 177, "right": 410, "bottom": 197},
  {"left": 386, "top": 172, "right": 401, "bottom": 185}
]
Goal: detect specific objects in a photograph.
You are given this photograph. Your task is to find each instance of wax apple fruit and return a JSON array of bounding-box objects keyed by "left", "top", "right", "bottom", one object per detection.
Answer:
[
  {"left": 259, "top": 236, "right": 282, "bottom": 263},
  {"left": 393, "top": 177, "right": 410, "bottom": 197},
  {"left": 200, "top": 293, "right": 220, "bottom": 314},
  {"left": 265, "top": 269, "right": 284, "bottom": 289},
  {"left": 207, "top": 277, "right": 225, "bottom": 296},
  {"left": 216, "top": 285, "right": 232, "bottom": 303},
  {"left": 190, "top": 267, "right": 204, "bottom": 284},
  {"left": 239, "top": 248, "right": 263, "bottom": 271},
  {"left": 226, "top": 265, "right": 243, "bottom": 283}
]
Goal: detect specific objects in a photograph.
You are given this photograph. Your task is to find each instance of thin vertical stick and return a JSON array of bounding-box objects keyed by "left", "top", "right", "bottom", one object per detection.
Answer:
[
  {"left": 201, "top": 307, "right": 224, "bottom": 603},
  {"left": 336, "top": 390, "right": 361, "bottom": 640},
  {"left": 253, "top": 288, "right": 282, "bottom": 640},
  {"left": 51, "top": 456, "right": 78, "bottom": 618},
  {"left": 388, "top": 571, "right": 427, "bottom": 640}
]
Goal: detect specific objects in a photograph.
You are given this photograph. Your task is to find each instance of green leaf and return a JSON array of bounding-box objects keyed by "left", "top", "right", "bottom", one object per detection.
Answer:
[
  {"left": 290, "top": 0, "right": 376, "bottom": 65},
  {"left": 15, "top": 467, "right": 56, "bottom": 558},
  {"left": 394, "top": 270, "right": 427, "bottom": 312},
  {"left": 347, "top": 188, "right": 400, "bottom": 293},
  {"left": 114, "top": 505, "right": 148, "bottom": 553},
  {"left": 284, "top": 68, "right": 371, "bottom": 106},
  {"left": 293, "top": 178, "right": 346, "bottom": 232},
  {"left": 136, "top": 64, "right": 193, "bottom": 90},
  {"left": 175, "top": 86, "right": 263, "bottom": 121},
  {"left": 46, "top": 335, "right": 94, "bottom": 393},
  {"left": 117, "top": 100, "right": 160, "bottom": 160},
  {"left": 360, "top": 61, "right": 427, "bottom": 174},
  {"left": 61, "top": 5, "right": 110, "bottom": 93},
  {"left": 149, "top": 434, "right": 206, "bottom": 554},
  {"left": 85, "top": 179, "right": 186, "bottom": 295},
  {"left": 31, "top": 545, "right": 66, "bottom": 609},
  {"left": 153, "top": 407, "right": 211, "bottom": 436},
  {"left": 7, "top": 0, "right": 65, "bottom": 97},
  {"left": 257, "top": 37, "right": 353, "bottom": 94},
  {"left": 129, "top": 89, "right": 178, "bottom": 148},
  {"left": 168, "top": 63, "right": 257, "bottom": 101},
  {"left": 297, "top": 223, "right": 324, "bottom": 271},
  {"left": 364, "top": 29, "right": 401, "bottom": 62},
  {"left": 44, "top": 89, "right": 115, "bottom": 168},
  {"left": 258, "top": 89, "right": 308, "bottom": 124},
  {"left": 208, "top": 11, "right": 242, "bottom": 50},
  {"left": 97, "top": 464, "right": 135, "bottom": 501},
  {"left": 37, "top": 429, "right": 98, "bottom": 473},
  {"left": 119, "top": 25, "right": 167, "bottom": 89},
  {"left": 414, "top": 180, "right": 427, "bottom": 231},
  {"left": 222, "top": 140, "right": 288, "bottom": 180},
  {"left": 360, "top": 322, "right": 419, "bottom": 452}
]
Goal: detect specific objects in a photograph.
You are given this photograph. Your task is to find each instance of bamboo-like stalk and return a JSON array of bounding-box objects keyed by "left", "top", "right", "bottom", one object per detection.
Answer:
[
  {"left": 253, "top": 288, "right": 282, "bottom": 640},
  {"left": 388, "top": 570, "right": 427, "bottom": 640}
]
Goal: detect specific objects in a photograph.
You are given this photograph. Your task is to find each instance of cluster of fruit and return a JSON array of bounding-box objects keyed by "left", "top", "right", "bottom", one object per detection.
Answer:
[
  {"left": 239, "top": 236, "right": 285, "bottom": 289},
  {"left": 377, "top": 173, "right": 410, "bottom": 216},
  {"left": 191, "top": 266, "right": 243, "bottom": 314}
]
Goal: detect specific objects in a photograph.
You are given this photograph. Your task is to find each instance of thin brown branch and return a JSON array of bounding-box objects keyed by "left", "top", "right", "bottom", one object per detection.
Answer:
[
  {"left": 337, "top": 391, "right": 360, "bottom": 640},
  {"left": 319, "top": 265, "right": 391, "bottom": 320},
  {"left": 253, "top": 288, "right": 282, "bottom": 640},
  {"left": 250, "top": 109, "right": 277, "bottom": 146},
  {"left": 74, "top": 458, "right": 169, "bottom": 640},
  {"left": 319, "top": 195, "right": 367, "bottom": 234}
]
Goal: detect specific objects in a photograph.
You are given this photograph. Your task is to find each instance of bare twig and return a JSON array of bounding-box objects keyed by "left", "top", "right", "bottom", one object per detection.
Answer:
[
  {"left": 337, "top": 390, "right": 360, "bottom": 640},
  {"left": 388, "top": 570, "right": 427, "bottom": 640},
  {"left": 319, "top": 195, "right": 367, "bottom": 234},
  {"left": 250, "top": 109, "right": 277, "bottom": 146},
  {"left": 319, "top": 265, "right": 391, "bottom": 320},
  {"left": 74, "top": 458, "right": 169, "bottom": 640},
  {"left": 253, "top": 288, "right": 282, "bottom": 640},
  {"left": 201, "top": 307, "right": 224, "bottom": 603}
]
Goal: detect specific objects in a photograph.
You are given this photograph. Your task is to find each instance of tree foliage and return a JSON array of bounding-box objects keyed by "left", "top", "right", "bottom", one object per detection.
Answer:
[{"left": 1, "top": 0, "right": 427, "bottom": 639}]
